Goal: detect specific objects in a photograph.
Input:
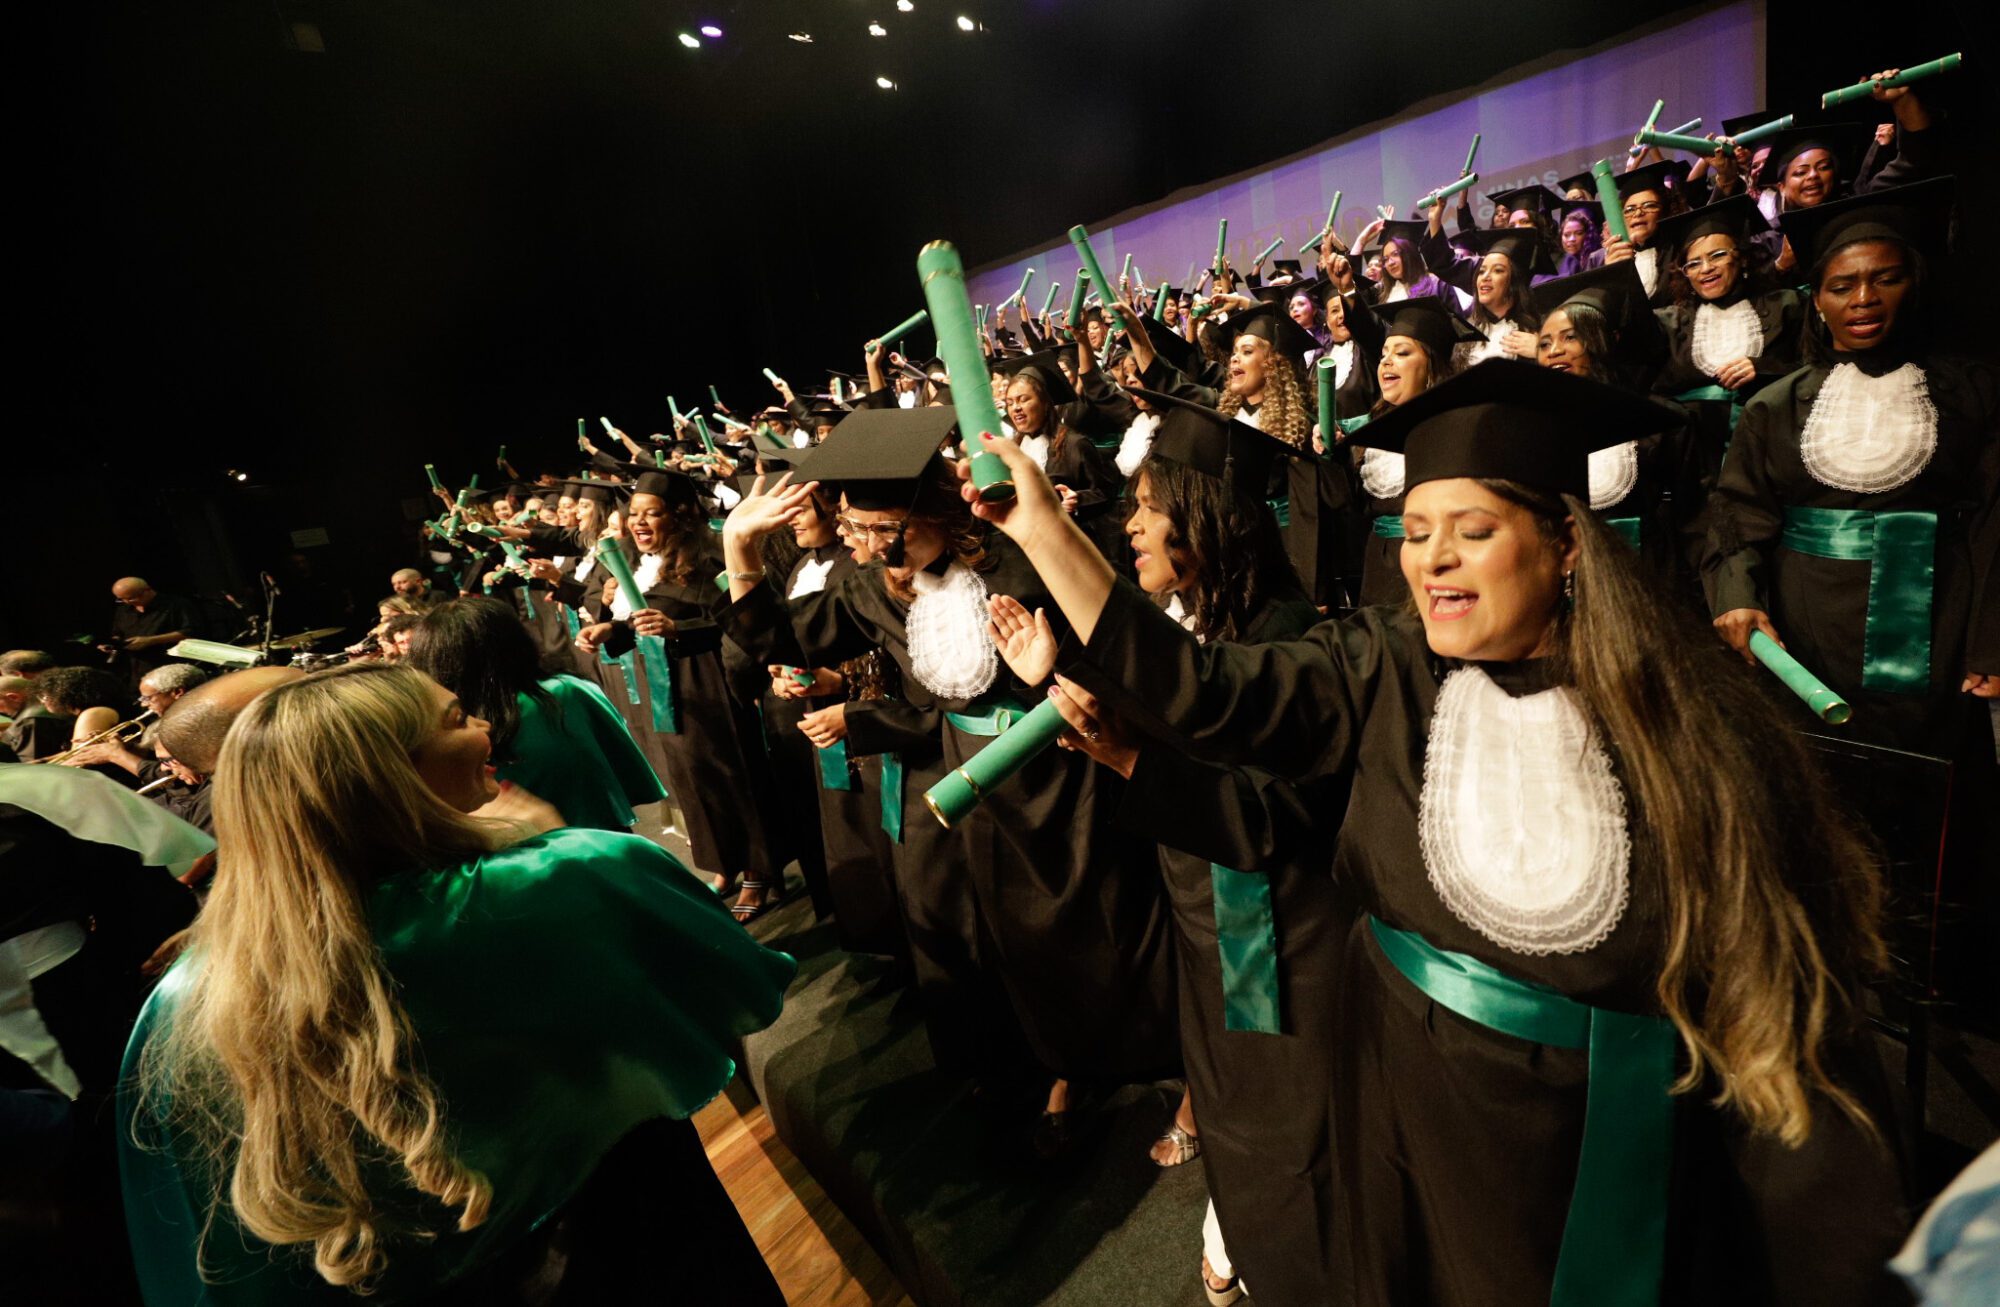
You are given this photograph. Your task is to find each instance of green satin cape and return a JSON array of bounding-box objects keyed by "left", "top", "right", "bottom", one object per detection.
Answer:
[
  {"left": 501, "top": 675, "right": 667, "bottom": 831},
  {"left": 118, "top": 828, "right": 795, "bottom": 1305}
]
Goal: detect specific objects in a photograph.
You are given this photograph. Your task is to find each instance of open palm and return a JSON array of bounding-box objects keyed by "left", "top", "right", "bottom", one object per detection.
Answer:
[{"left": 988, "top": 594, "right": 1058, "bottom": 685}]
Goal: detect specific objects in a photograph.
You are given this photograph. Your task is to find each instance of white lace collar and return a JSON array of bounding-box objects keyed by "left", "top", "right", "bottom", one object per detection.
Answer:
[
  {"left": 1689, "top": 296, "right": 1765, "bottom": 378},
  {"left": 608, "top": 552, "right": 666, "bottom": 621},
  {"left": 1019, "top": 433, "right": 1052, "bottom": 470},
  {"left": 1360, "top": 447, "right": 1405, "bottom": 500},
  {"left": 1164, "top": 592, "right": 1202, "bottom": 639},
  {"left": 1116, "top": 411, "right": 1161, "bottom": 478},
  {"left": 1587, "top": 441, "right": 1640, "bottom": 510},
  {"left": 1326, "top": 338, "right": 1354, "bottom": 388},
  {"left": 1418, "top": 667, "right": 1631, "bottom": 956},
  {"left": 1799, "top": 362, "right": 1938, "bottom": 494},
  {"left": 1635, "top": 246, "right": 1660, "bottom": 298},
  {"left": 906, "top": 562, "right": 999, "bottom": 701},
  {"left": 789, "top": 552, "right": 837, "bottom": 599}
]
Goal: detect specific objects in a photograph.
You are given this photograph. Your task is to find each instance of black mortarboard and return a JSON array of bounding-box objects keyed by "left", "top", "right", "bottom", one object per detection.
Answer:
[
  {"left": 1760, "top": 122, "right": 1873, "bottom": 185},
  {"left": 1377, "top": 219, "right": 1431, "bottom": 251},
  {"left": 1777, "top": 175, "right": 1956, "bottom": 273},
  {"left": 1262, "top": 259, "right": 1305, "bottom": 283},
  {"left": 1126, "top": 388, "right": 1299, "bottom": 493},
  {"left": 1252, "top": 279, "right": 1327, "bottom": 308},
  {"left": 1461, "top": 228, "right": 1555, "bottom": 279},
  {"left": 1523, "top": 259, "right": 1664, "bottom": 370},
  {"left": 1720, "top": 111, "right": 1783, "bottom": 140},
  {"left": 1135, "top": 314, "right": 1200, "bottom": 374},
  {"left": 1647, "top": 193, "right": 1770, "bottom": 258},
  {"left": 1613, "top": 160, "right": 1690, "bottom": 202},
  {"left": 1353, "top": 296, "right": 1483, "bottom": 359},
  {"left": 1557, "top": 169, "right": 1596, "bottom": 200},
  {"left": 1220, "top": 301, "right": 1321, "bottom": 363},
  {"left": 1352, "top": 364, "right": 1683, "bottom": 501},
  {"left": 1486, "top": 184, "right": 1564, "bottom": 219},
  {"left": 991, "top": 350, "right": 1080, "bottom": 405},
  {"left": 571, "top": 478, "right": 620, "bottom": 507},
  {"left": 794, "top": 406, "right": 961, "bottom": 511}
]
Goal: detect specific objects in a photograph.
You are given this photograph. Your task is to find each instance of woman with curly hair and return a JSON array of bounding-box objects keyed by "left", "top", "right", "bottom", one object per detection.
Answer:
[{"left": 120, "top": 661, "right": 792, "bottom": 1304}]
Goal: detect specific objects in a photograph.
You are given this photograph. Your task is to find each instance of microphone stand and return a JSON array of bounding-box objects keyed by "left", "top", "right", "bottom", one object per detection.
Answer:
[{"left": 259, "top": 573, "right": 281, "bottom": 662}]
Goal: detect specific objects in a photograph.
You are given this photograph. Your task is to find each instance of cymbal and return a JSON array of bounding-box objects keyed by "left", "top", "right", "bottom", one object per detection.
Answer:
[{"left": 267, "top": 627, "right": 346, "bottom": 649}]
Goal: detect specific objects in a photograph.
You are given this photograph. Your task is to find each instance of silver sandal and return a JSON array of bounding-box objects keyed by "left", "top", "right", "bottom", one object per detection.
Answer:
[{"left": 1153, "top": 1120, "right": 1201, "bottom": 1167}]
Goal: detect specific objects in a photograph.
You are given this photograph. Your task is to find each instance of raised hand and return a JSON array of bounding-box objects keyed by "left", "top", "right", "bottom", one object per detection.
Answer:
[
  {"left": 1046, "top": 675, "right": 1138, "bottom": 778},
  {"left": 988, "top": 594, "right": 1058, "bottom": 685},
  {"left": 954, "top": 432, "right": 1065, "bottom": 550},
  {"left": 722, "top": 472, "right": 813, "bottom": 547}
]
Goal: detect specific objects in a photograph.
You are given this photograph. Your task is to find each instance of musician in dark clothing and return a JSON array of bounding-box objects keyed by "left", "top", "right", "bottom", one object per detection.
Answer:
[{"left": 103, "top": 577, "right": 203, "bottom": 688}]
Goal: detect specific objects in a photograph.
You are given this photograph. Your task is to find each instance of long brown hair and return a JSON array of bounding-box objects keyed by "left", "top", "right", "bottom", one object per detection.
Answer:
[
  {"left": 1488, "top": 480, "right": 1887, "bottom": 1144},
  {"left": 137, "top": 664, "right": 510, "bottom": 1289},
  {"left": 1136, "top": 454, "right": 1301, "bottom": 643}
]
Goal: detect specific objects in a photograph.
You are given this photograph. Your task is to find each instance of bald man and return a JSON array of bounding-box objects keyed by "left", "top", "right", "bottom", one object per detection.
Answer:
[
  {"left": 389, "top": 567, "right": 439, "bottom": 609},
  {"left": 152, "top": 666, "right": 304, "bottom": 835},
  {"left": 104, "top": 576, "right": 204, "bottom": 688}
]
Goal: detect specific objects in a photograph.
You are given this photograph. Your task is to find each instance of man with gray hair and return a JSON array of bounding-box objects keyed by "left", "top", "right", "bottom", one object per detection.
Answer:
[{"left": 57, "top": 664, "right": 211, "bottom": 779}]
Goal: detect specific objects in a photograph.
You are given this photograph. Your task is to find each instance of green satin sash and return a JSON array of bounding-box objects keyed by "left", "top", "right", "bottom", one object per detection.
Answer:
[
  {"left": 816, "top": 737, "right": 854, "bottom": 791},
  {"left": 119, "top": 831, "right": 796, "bottom": 1307},
  {"left": 945, "top": 701, "right": 1033, "bottom": 737},
  {"left": 1368, "top": 917, "right": 1676, "bottom": 1307},
  {"left": 634, "top": 633, "right": 678, "bottom": 733},
  {"left": 599, "top": 645, "right": 642, "bottom": 706},
  {"left": 880, "top": 753, "right": 905, "bottom": 843},
  {"left": 1372, "top": 515, "right": 1405, "bottom": 540},
  {"left": 1608, "top": 516, "right": 1641, "bottom": 550},
  {"left": 1780, "top": 506, "right": 1937, "bottom": 693},
  {"left": 1211, "top": 865, "right": 1282, "bottom": 1034},
  {"left": 1673, "top": 383, "right": 1743, "bottom": 432},
  {"left": 561, "top": 604, "right": 581, "bottom": 639},
  {"left": 1267, "top": 497, "right": 1292, "bottom": 529}
]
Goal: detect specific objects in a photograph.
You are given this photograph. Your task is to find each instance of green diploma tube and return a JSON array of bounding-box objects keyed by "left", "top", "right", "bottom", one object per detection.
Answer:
[
  {"left": 1065, "top": 268, "right": 1090, "bottom": 329},
  {"left": 1631, "top": 117, "right": 1702, "bottom": 158},
  {"left": 1416, "top": 173, "right": 1479, "bottom": 211},
  {"left": 1012, "top": 267, "right": 1036, "bottom": 306},
  {"left": 577, "top": 418, "right": 586, "bottom": 442},
  {"left": 870, "top": 308, "right": 930, "bottom": 354},
  {"left": 1462, "top": 132, "right": 1482, "bottom": 174},
  {"left": 1067, "top": 224, "right": 1129, "bottom": 334},
  {"left": 1252, "top": 236, "right": 1284, "bottom": 270},
  {"left": 668, "top": 395, "right": 682, "bottom": 423},
  {"left": 497, "top": 444, "right": 507, "bottom": 466},
  {"left": 1638, "top": 128, "right": 1723, "bottom": 155},
  {"left": 1749, "top": 632, "right": 1852, "bottom": 725},
  {"left": 594, "top": 539, "right": 643, "bottom": 609},
  {"left": 976, "top": 303, "right": 989, "bottom": 328},
  {"left": 1641, "top": 98, "right": 1665, "bottom": 138},
  {"left": 424, "top": 463, "right": 442, "bottom": 490},
  {"left": 1376, "top": 205, "right": 1392, "bottom": 221},
  {"left": 709, "top": 384, "right": 725, "bottom": 409},
  {"left": 922, "top": 698, "right": 1067, "bottom": 829},
  {"left": 1153, "top": 284, "right": 1169, "bottom": 320},
  {"left": 1822, "top": 54, "right": 1961, "bottom": 108},
  {"left": 1317, "top": 356, "right": 1336, "bottom": 432},
  {"left": 693, "top": 415, "right": 718, "bottom": 459},
  {"left": 916, "top": 240, "right": 1014, "bottom": 502},
  {"left": 467, "top": 473, "right": 481, "bottom": 491},
  {"left": 1212, "top": 217, "right": 1229, "bottom": 276},
  {"left": 1725, "top": 114, "right": 1793, "bottom": 146},
  {"left": 1590, "top": 159, "right": 1629, "bottom": 242},
  {"left": 1039, "top": 279, "right": 1062, "bottom": 319},
  {"left": 782, "top": 665, "right": 815, "bottom": 688},
  {"left": 763, "top": 367, "right": 782, "bottom": 385},
  {"left": 1118, "top": 252, "right": 1133, "bottom": 287}
]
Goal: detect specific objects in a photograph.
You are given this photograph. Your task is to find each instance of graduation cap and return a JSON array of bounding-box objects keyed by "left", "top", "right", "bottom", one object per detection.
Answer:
[
  {"left": 1486, "top": 184, "right": 1564, "bottom": 220},
  {"left": 1124, "top": 388, "right": 1300, "bottom": 494},
  {"left": 1777, "top": 175, "right": 1956, "bottom": 273},
  {"left": 1461, "top": 229, "right": 1554, "bottom": 279},
  {"left": 1251, "top": 278, "right": 1327, "bottom": 308},
  {"left": 1377, "top": 219, "right": 1431, "bottom": 250},
  {"left": 1759, "top": 122, "right": 1873, "bottom": 186},
  {"left": 1220, "top": 301, "right": 1321, "bottom": 363},
  {"left": 1557, "top": 169, "right": 1596, "bottom": 200},
  {"left": 1720, "top": 111, "right": 1782, "bottom": 140},
  {"left": 1351, "top": 363, "right": 1683, "bottom": 501},
  {"left": 1352, "top": 296, "right": 1484, "bottom": 359},
  {"left": 1647, "top": 193, "right": 1770, "bottom": 258},
  {"left": 570, "top": 478, "right": 622, "bottom": 507},
  {"left": 805, "top": 400, "right": 849, "bottom": 430},
  {"left": 1133, "top": 314, "right": 1200, "bottom": 375},
  {"left": 1261, "top": 258, "right": 1305, "bottom": 283},
  {"left": 794, "top": 406, "right": 961, "bottom": 511},
  {"left": 1523, "top": 259, "right": 1664, "bottom": 369},
  {"left": 1613, "top": 160, "right": 1690, "bottom": 203},
  {"left": 990, "top": 350, "right": 1079, "bottom": 405}
]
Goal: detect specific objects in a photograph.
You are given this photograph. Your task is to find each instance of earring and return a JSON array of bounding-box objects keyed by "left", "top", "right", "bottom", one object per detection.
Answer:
[{"left": 1562, "top": 570, "right": 1576, "bottom": 614}]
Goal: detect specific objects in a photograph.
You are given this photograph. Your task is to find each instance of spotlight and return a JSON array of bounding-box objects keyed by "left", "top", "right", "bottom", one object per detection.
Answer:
[
  {"left": 868, "top": 22, "right": 886, "bottom": 36},
  {"left": 787, "top": 32, "right": 812, "bottom": 42},
  {"left": 677, "top": 32, "right": 700, "bottom": 48},
  {"left": 876, "top": 76, "right": 896, "bottom": 90},
  {"left": 956, "top": 16, "right": 977, "bottom": 32},
  {"left": 226, "top": 468, "right": 248, "bottom": 482},
  {"left": 699, "top": 24, "right": 722, "bottom": 38},
  {"left": 897, "top": 0, "right": 915, "bottom": 9}
]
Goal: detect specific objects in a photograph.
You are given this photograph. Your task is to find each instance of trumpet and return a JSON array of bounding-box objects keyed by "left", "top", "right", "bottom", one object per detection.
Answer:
[{"left": 40, "top": 709, "right": 157, "bottom": 765}]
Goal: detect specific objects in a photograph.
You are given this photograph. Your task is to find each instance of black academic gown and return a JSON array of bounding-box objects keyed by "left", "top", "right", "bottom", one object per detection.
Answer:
[
  {"left": 727, "top": 536, "right": 1179, "bottom": 1087},
  {"left": 1119, "top": 591, "right": 1350, "bottom": 1307},
  {"left": 758, "top": 542, "right": 850, "bottom": 921},
  {"left": 1703, "top": 350, "right": 2000, "bottom": 758},
  {"left": 1061, "top": 585, "right": 1910, "bottom": 1307},
  {"left": 598, "top": 540, "right": 779, "bottom": 884},
  {"left": 1652, "top": 288, "right": 1807, "bottom": 495}
]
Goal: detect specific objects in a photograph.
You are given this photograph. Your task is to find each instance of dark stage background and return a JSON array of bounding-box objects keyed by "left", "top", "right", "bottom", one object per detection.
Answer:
[{"left": 14, "top": 0, "right": 1993, "bottom": 652}]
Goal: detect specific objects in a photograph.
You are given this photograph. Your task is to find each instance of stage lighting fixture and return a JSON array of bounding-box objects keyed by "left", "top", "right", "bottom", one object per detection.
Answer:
[
  {"left": 226, "top": 469, "right": 249, "bottom": 482},
  {"left": 897, "top": 0, "right": 914, "bottom": 10},
  {"left": 957, "top": 15, "right": 977, "bottom": 32},
  {"left": 699, "top": 24, "right": 722, "bottom": 38},
  {"left": 876, "top": 76, "right": 896, "bottom": 89},
  {"left": 868, "top": 22, "right": 887, "bottom": 36},
  {"left": 788, "top": 32, "right": 812, "bottom": 42},
  {"left": 677, "top": 32, "right": 700, "bottom": 48}
]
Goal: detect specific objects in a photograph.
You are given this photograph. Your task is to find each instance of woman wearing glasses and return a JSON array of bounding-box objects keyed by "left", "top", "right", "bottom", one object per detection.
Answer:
[
  {"left": 722, "top": 409, "right": 1179, "bottom": 1155},
  {"left": 1598, "top": 160, "right": 1690, "bottom": 309}
]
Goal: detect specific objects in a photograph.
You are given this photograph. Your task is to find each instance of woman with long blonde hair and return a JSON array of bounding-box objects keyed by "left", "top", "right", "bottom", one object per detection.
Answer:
[
  {"left": 120, "top": 661, "right": 792, "bottom": 1304},
  {"left": 966, "top": 362, "right": 1907, "bottom": 1307}
]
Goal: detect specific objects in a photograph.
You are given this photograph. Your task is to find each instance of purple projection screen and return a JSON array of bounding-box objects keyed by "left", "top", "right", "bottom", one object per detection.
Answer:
[{"left": 968, "top": 2, "right": 1764, "bottom": 306}]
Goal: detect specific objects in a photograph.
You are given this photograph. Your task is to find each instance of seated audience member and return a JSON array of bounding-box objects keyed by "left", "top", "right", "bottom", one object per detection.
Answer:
[
  {"left": 56, "top": 664, "right": 210, "bottom": 780},
  {"left": 151, "top": 666, "right": 306, "bottom": 841}
]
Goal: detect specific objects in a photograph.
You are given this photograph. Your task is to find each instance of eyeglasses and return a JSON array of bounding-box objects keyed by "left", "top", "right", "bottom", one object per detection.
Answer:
[
  {"left": 835, "top": 516, "right": 907, "bottom": 542},
  {"left": 1620, "top": 201, "right": 1663, "bottom": 217},
  {"left": 1682, "top": 251, "right": 1737, "bottom": 271}
]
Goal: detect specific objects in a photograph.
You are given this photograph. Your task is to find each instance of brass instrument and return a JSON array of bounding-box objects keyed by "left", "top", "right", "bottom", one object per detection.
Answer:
[{"left": 40, "top": 709, "right": 157, "bottom": 764}]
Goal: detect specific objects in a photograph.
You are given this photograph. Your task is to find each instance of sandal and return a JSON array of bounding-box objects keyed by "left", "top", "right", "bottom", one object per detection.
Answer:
[
  {"left": 1031, "top": 1109, "right": 1075, "bottom": 1159},
  {"left": 730, "top": 879, "right": 779, "bottom": 924},
  {"left": 1202, "top": 1257, "right": 1244, "bottom": 1307},
  {"left": 1152, "top": 1120, "right": 1201, "bottom": 1167}
]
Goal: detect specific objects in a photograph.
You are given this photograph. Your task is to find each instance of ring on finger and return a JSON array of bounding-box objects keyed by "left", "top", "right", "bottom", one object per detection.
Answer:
[{"left": 1084, "top": 727, "right": 1101, "bottom": 743}]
